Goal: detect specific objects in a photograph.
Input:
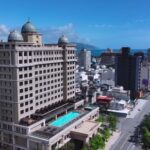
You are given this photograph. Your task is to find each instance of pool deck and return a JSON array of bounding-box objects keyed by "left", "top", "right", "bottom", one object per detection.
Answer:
[
  {"left": 29, "top": 106, "right": 99, "bottom": 150},
  {"left": 31, "top": 111, "right": 87, "bottom": 139},
  {"left": 49, "top": 112, "right": 80, "bottom": 127}
]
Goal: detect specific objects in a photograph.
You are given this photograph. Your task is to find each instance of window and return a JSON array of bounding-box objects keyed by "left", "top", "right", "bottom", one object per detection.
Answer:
[
  {"left": 29, "top": 87, "right": 33, "bottom": 91},
  {"left": 25, "top": 95, "right": 28, "bottom": 98},
  {"left": 24, "top": 67, "right": 27, "bottom": 71},
  {"left": 20, "top": 89, "right": 23, "bottom": 93},
  {"left": 20, "top": 103, "right": 24, "bottom": 107},
  {"left": 24, "top": 60, "right": 27, "bottom": 63},
  {"left": 25, "top": 88, "right": 28, "bottom": 92},
  {"left": 24, "top": 52, "right": 27, "bottom": 56},
  {"left": 24, "top": 74, "right": 28, "bottom": 78},
  {"left": 19, "top": 60, "right": 22, "bottom": 64},
  {"left": 19, "top": 52, "right": 22, "bottom": 56},
  {"left": 19, "top": 68, "right": 22, "bottom": 71},
  {"left": 29, "top": 52, "right": 32, "bottom": 56},
  {"left": 29, "top": 73, "right": 32, "bottom": 77},
  {"left": 20, "top": 96, "right": 23, "bottom": 100},
  {"left": 25, "top": 102, "right": 28, "bottom": 105},
  {"left": 19, "top": 82, "right": 23, "bottom": 86},
  {"left": 24, "top": 81, "right": 28, "bottom": 85},
  {"left": 20, "top": 110, "right": 24, "bottom": 114}
]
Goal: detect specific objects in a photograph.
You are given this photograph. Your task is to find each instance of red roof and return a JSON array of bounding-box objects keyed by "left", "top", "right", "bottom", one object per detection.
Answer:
[{"left": 96, "top": 96, "right": 112, "bottom": 102}]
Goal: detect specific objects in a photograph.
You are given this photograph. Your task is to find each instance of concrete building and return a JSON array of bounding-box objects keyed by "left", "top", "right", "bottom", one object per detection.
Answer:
[
  {"left": 78, "top": 49, "right": 91, "bottom": 71},
  {"left": 0, "top": 21, "right": 76, "bottom": 123},
  {"left": 107, "top": 99, "right": 130, "bottom": 117},
  {"left": 100, "top": 48, "right": 116, "bottom": 66},
  {"left": 0, "top": 21, "right": 76, "bottom": 150},
  {"left": 115, "top": 47, "right": 142, "bottom": 99},
  {"left": 106, "top": 86, "right": 130, "bottom": 100},
  {"left": 100, "top": 67, "right": 115, "bottom": 81},
  {"left": 140, "top": 65, "right": 150, "bottom": 91},
  {"left": 0, "top": 21, "right": 100, "bottom": 150},
  {"left": 147, "top": 48, "right": 150, "bottom": 63}
]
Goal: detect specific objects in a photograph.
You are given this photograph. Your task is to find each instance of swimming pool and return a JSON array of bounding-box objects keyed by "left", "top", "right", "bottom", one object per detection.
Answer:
[{"left": 49, "top": 112, "right": 80, "bottom": 127}]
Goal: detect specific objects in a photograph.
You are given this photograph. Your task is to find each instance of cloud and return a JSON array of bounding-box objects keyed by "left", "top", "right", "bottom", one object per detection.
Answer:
[
  {"left": 0, "top": 24, "right": 9, "bottom": 40},
  {"left": 40, "top": 23, "right": 91, "bottom": 44},
  {"left": 0, "top": 25, "right": 9, "bottom": 35},
  {"left": 89, "top": 24, "right": 113, "bottom": 28}
]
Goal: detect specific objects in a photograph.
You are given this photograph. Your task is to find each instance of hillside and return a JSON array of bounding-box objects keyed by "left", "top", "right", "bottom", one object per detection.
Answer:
[{"left": 72, "top": 42, "right": 99, "bottom": 51}]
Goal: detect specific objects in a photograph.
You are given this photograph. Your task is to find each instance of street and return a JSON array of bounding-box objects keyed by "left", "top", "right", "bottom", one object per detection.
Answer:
[{"left": 110, "top": 97, "right": 150, "bottom": 150}]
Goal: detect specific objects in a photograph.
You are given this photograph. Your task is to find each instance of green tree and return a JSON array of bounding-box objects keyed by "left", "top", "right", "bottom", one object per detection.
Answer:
[
  {"left": 142, "top": 126, "right": 150, "bottom": 149},
  {"left": 142, "top": 115, "right": 150, "bottom": 130},
  {"left": 96, "top": 115, "right": 106, "bottom": 123},
  {"left": 81, "top": 145, "right": 88, "bottom": 150},
  {"left": 60, "top": 142, "right": 75, "bottom": 150},
  {"left": 107, "top": 114, "right": 117, "bottom": 131},
  {"left": 103, "top": 128, "right": 111, "bottom": 141},
  {"left": 90, "top": 134, "right": 105, "bottom": 150}
]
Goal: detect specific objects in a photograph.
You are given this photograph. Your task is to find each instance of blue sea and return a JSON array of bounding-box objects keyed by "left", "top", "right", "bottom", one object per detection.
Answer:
[{"left": 90, "top": 49, "right": 148, "bottom": 57}]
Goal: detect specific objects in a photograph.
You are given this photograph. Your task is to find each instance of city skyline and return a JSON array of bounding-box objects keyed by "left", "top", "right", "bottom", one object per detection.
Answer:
[{"left": 1, "top": 0, "right": 150, "bottom": 48}]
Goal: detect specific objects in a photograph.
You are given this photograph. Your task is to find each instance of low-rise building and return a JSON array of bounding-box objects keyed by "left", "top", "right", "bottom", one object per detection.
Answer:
[{"left": 106, "top": 86, "right": 130, "bottom": 100}]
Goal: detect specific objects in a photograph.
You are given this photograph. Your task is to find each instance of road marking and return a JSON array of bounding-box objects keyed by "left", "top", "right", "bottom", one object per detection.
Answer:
[
  {"left": 127, "top": 143, "right": 135, "bottom": 150},
  {"left": 110, "top": 99, "right": 150, "bottom": 150},
  {"left": 119, "top": 134, "right": 130, "bottom": 150}
]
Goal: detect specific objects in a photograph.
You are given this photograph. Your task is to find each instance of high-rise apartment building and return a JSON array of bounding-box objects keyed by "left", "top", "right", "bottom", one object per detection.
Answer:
[
  {"left": 78, "top": 48, "right": 91, "bottom": 70},
  {"left": 0, "top": 21, "right": 77, "bottom": 149},
  {"left": 100, "top": 48, "right": 116, "bottom": 66},
  {"left": 147, "top": 48, "right": 150, "bottom": 63},
  {"left": 115, "top": 47, "right": 142, "bottom": 99}
]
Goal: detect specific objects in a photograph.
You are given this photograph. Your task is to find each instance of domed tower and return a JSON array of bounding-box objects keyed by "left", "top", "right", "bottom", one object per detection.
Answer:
[
  {"left": 21, "top": 21, "right": 42, "bottom": 45},
  {"left": 58, "top": 35, "right": 69, "bottom": 101},
  {"left": 58, "top": 35, "right": 69, "bottom": 47},
  {"left": 8, "top": 30, "right": 23, "bottom": 42}
]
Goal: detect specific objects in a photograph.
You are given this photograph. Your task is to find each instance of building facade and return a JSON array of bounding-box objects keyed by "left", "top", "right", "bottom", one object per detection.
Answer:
[
  {"left": 78, "top": 48, "right": 91, "bottom": 71},
  {"left": 100, "top": 48, "right": 116, "bottom": 66},
  {"left": 0, "top": 21, "right": 77, "bottom": 150},
  {"left": 115, "top": 47, "right": 142, "bottom": 99},
  {"left": 140, "top": 65, "right": 150, "bottom": 91},
  {"left": 147, "top": 48, "right": 150, "bottom": 63}
]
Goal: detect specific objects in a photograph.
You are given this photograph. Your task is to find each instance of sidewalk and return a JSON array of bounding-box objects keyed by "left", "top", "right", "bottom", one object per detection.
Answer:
[
  {"left": 127, "top": 99, "right": 148, "bottom": 119},
  {"left": 104, "top": 130, "right": 121, "bottom": 150}
]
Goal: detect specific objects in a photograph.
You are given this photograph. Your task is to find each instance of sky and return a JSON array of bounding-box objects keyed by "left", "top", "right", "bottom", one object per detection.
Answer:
[{"left": 1, "top": 0, "right": 150, "bottom": 49}]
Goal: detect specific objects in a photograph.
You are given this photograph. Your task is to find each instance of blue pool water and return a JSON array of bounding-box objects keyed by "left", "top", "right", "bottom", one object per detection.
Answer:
[{"left": 49, "top": 112, "right": 80, "bottom": 127}]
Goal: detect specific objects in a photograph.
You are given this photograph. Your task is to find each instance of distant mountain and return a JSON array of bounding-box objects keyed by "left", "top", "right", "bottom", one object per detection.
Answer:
[{"left": 72, "top": 42, "right": 99, "bottom": 51}]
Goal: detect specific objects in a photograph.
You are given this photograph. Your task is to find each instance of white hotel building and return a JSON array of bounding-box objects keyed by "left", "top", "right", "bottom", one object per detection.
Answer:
[{"left": 0, "top": 21, "right": 99, "bottom": 150}]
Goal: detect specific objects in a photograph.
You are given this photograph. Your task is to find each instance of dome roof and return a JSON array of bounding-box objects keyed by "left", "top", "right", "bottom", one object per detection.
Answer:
[
  {"left": 8, "top": 30, "right": 23, "bottom": 42},
  {"left": 58, "top": 35, "right": 69, "bottom": 46},
  {"left": 21, "top": 21, "right": 36, "bottom": 33}
]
